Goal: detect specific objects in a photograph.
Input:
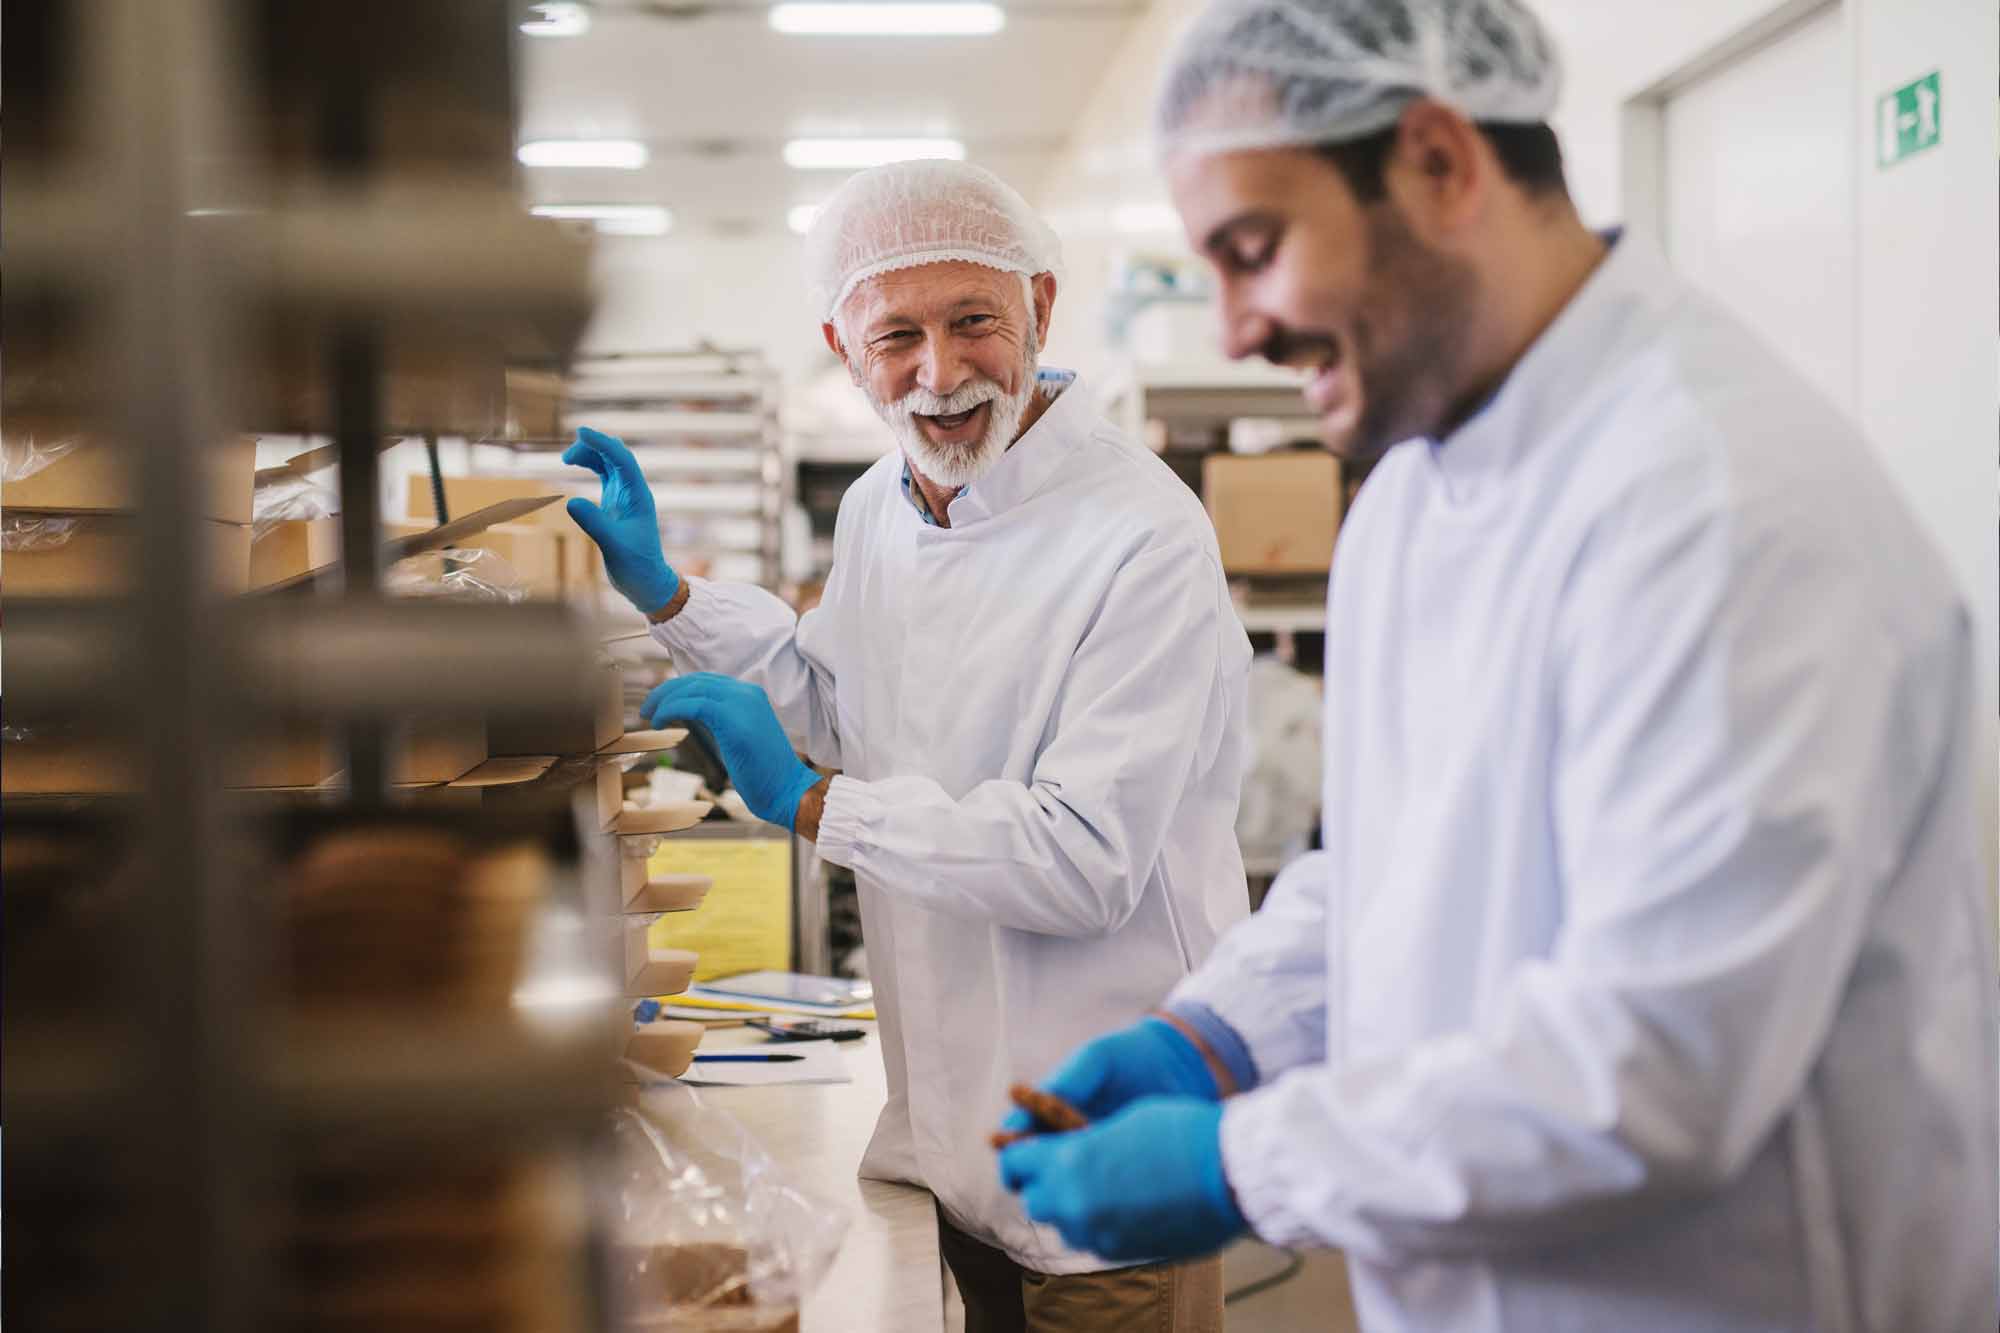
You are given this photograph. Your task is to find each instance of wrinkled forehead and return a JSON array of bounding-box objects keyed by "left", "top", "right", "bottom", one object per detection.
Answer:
[{"left": 836, "top": 260, "right": 1031, "bottom": 332}]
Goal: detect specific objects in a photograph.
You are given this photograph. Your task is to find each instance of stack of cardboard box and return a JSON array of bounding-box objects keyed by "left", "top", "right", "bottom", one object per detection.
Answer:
[{"left": 3, "top": 434, "right": 259, "bottom": 596}]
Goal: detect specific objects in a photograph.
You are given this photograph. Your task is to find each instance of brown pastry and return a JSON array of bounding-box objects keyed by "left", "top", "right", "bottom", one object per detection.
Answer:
[{"left": 988, "top": 1084, "right": 1088, "bottom": 1149}]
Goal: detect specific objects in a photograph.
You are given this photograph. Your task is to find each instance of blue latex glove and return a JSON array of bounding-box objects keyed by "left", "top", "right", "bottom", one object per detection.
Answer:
[
  {"left": 644, "top": 673, "right": 822, "bottom": 830},
  {"left": 563, "top": 425, "right": 680, "bottom": 615},
  {"left": 998, "top": 1097, "right": 1246, "bottom": 1261},
  {"left": 999, "top": 1017, "right": 1217, "bottom": 1137}
]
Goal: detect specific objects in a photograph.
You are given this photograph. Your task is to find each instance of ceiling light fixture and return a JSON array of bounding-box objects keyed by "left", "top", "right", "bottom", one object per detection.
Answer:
[
  {"left": 517, "top": 139, "right": 648, "bottom": 169},
  {"left": 531, "top": 203, "right": 673, "bottom": 236},
  {"left": 782, "top": 137, "right": 965, "bottom": 169},
  {"left": 770, "top": 3, "right": 1004, "bottom": 36},
  {"left": 520, "top": 2, "right": 592, "bottom": 36}
]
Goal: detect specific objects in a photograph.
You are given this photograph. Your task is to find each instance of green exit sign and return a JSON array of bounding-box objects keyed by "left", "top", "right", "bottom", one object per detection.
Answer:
[{"left": 1877, "top": 70, "right": 1941, "bottom": 168}]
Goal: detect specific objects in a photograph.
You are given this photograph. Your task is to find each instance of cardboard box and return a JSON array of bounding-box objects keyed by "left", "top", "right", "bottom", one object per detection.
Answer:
[
  {"left": 505, "top": 369, "right": 567, "bottom": 442},
  {"left": 251, "top": 517, "right": 341, "bottom": 588},
  {"left": 408, "top": 474, "right": 576, "bottom": 532},
  {"left": 2, "top": 433, "right": 257, "bottom": 523},
  {"left": 230, "top": 726, "right": 342, "bottom": 789},
  {"left": 1, "top": 723, "right": 338, "bottom": 794},
  {"left": 561, "top": 528, "right": 605, "bottom": 601},
  {"left": 626, "top": 873, "right": 713, "bottom": 915},
  {"left": 2, "top": 517, "right": 252, "bottom": 598},
  {"left": 390, "top": 520, "right": 562, "bottom": 600},
  {"left": 1202, "top": 452, "right": 1341, "bottom": 575},
  {"left": 393, "top": 716, "right": 488, "bottom": 785},
  {"left": 610, "top": 801, "right": 710, "bottom": 837},
  {"left": 625, "top": 942, "right": 697, "bottom": 998},
  {"left": 490, "top": 662, "right": 625, "bottom": 757},
  {"left": 256, "top": 495, "right": 560, "bottom": 594},
  {"left": 259, "top": 339, "right": 508, "bottom": 438},
  {"left": 624, "top": 1020, "right": 704, "bottom": 1080}
]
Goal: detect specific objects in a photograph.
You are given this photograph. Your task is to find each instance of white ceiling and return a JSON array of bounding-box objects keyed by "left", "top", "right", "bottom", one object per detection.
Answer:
[{"left": 517, "top": 0, "right": 1146, "bottom": 236}]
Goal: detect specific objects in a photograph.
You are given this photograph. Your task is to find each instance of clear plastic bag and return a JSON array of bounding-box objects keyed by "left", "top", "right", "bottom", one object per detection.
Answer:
[
  {"left": 386, "top": 546, "right": 526, "bottom": 604},
  {"left": 1, "top": 431, "right": 81, "bottom": 483},
  {"left": 608, "top": 1092, "right": 847, "bottom": 1330},
  {"left": 1, "top": 513, "right": 82, "bottom": 551},
  {"left": 622, "top": 834, "right": 667, "bottom": 862},
  {"left": 251, "top": 472, "right": 339, "bottom": 542}
]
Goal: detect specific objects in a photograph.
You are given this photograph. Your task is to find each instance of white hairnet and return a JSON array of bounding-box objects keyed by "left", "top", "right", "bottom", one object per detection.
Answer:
[
  {"left": 1155, "top": 0, "right": 1561, "bottom": 161},
  {"left": 804, "top": 159, "right": 1063, "bottom": 323}
]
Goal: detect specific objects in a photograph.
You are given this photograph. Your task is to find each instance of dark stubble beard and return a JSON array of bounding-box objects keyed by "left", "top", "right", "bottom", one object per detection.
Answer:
[{"left": 1346, "top": 203, "right": 1483, "bottom": 461}]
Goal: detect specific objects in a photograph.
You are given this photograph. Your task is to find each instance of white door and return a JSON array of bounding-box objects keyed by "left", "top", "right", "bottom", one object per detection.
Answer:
[{"left": 1662, "top": 4, "right": 1856, "bottom": 417}]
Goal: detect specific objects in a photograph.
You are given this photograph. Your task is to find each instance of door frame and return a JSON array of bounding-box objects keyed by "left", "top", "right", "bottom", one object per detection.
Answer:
[{"left": 1618, "top": 0, "right": 1854, "bottom": 247}]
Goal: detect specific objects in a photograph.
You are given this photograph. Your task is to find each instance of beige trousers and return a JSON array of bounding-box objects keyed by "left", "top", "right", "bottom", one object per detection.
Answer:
[{"left": 937, "top": 1207, "right": 1224, "bottom": 1333}]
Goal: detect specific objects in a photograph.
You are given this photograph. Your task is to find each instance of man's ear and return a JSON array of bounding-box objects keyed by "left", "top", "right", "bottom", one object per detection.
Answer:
[
  {"left": 822, "top": 321, "right": 863, "bottom": 384},
  {"left": 1031, "top": 272, "right": 1057, "bottom": 345}
]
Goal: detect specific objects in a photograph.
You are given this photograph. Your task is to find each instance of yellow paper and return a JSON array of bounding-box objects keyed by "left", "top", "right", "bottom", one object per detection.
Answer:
[{"left": 647, "top": 835, "right": 792, "bottom": 981}]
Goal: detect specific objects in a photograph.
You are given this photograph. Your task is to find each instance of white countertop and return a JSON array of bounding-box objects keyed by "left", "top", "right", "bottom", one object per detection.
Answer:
[{"left": 666, "top": 1026, "right": 944, "bottom": 1333}]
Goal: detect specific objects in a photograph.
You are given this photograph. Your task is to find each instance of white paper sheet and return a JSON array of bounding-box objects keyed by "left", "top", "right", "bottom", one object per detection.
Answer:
[{"left": 674, "top": 1039, "right": 853, "bottom": 1087}]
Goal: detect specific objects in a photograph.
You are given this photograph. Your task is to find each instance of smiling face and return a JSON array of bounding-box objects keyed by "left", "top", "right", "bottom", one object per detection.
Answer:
[
  {"left": 1168, "top": 140, "right": 1482, "bottom": 461},
  {"left": 825, "top": 261, "right": 1056, "bottom": 489}
]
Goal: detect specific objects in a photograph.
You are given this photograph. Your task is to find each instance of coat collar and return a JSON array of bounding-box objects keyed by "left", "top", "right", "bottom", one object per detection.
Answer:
[
  {"left": 929, "top": 368, "right": 1090, "bottom": 529},
  {"left": 1426, "top": 231, "right": 1677, "bottom": 502}
]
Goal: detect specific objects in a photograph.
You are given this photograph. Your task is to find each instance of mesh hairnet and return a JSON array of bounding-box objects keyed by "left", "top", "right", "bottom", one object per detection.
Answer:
[
  {"left": 804, "top": 160, "right": 1063, "bottom": 323},
  {"left": 1155, "top": 0, "right": 1561, "bottom": 162}
]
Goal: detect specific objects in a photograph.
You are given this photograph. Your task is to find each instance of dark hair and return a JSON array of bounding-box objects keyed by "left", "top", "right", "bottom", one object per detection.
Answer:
[{"left": 1317, "top": 120, "right": 1568, "bottom": 202}]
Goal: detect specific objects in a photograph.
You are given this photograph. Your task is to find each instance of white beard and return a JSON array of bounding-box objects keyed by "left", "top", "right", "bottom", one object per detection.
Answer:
[{"left": 870, "top": 351, "right": 1039, "bottom": 490}]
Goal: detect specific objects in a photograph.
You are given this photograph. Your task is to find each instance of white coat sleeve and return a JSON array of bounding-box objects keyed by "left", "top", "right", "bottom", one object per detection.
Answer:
[
  {"left": 1165, "top": 851, "right": 1332, "bottom": 1083},
  {"left": 1216, "top": 464, "right": 1962, "bottom": 1261},
  {"left": 648, "top": 546, "right": 851, "bottom": 770},
  {"left": 813, "top": 539, "right": 1237, "bottom": 937},
  {"left": 648, "top": 579, "right": 843, "bottom": 769}
]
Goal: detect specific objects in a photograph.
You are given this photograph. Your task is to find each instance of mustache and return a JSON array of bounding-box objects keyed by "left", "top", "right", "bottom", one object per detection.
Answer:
[
  {"left": 888, "top": 379, "right": 1006, "bottom": 418},
  {"left": 1255, "top": 327, "right": 1341, "bottom": 369}
]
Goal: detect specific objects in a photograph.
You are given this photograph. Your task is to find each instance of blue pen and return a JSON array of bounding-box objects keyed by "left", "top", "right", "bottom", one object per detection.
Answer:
[{"left": 691, "top": 1052, "right": 805, "bottom": 1063}]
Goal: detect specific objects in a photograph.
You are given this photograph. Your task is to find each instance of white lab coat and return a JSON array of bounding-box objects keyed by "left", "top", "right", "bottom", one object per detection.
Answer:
[
  {"left": 652, "top": 374, "right": 1252, "bottom": 1272},
  {"left": 1172, "top": 236, "right": 1999, "bottom": 1331}
]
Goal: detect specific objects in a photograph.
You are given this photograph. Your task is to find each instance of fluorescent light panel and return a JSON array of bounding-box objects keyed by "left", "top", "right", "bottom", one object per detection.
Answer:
[
  {"left": 770, "top": 3, "right": 1004, "bottom": 35},
  {"left": 531, "top": 204, "right": 672, "bottom": 236},
  {"left": 520, "top": 2, "right": 591, "bottom": 36},
  {"left": 517, "top": 139, "right": 648, "bottom": 169},
  {"left": 783, "top": 137, "right": 964, "bottom": 169}
]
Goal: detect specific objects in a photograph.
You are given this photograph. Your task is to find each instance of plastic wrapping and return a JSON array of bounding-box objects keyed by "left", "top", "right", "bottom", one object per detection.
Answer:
[
  {"left": 386, "top": 546, "right": 526, "bottom": 604},
  {"left": 251, "top": 472, "right": 339, "bottom": 542},
  {"left": 2, "top": 432, "right": 81, "bottom": 483},
  {"left": 609, "top": 1094, "right": 847, "bottom": 1329},
  {"left": 1, "top": 513, "right": 82, "bottom": 551},
  {"left": 622, "top": 834, "right": 668, "bottom": 861}
]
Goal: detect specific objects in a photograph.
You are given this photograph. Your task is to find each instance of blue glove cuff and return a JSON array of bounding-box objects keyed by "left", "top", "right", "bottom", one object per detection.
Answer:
[
  {"left": 1159, "top": 1003, "right": 1259, "bottom": 1093},
  {"left": 626, "top": 561, "right": 680, "bottom": 618},
  {"left": 776, "top": 765, "right": 824, "bottom": 831},
  {"left": 1139, "top": 1016, "right": 1224, "bottom": 1101}
]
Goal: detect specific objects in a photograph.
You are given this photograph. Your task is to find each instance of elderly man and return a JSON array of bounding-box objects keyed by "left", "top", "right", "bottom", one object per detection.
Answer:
[
  {"left": 999, "top": 1, "right": 1998, "bottom": 1331},
  {"left": 564, "top": 160, "right": 1249, "bottom": 1331}
]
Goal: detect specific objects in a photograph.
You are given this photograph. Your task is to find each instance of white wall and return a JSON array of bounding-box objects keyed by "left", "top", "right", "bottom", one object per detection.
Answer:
[
  {"left": 1849, "top": 0, "right": 1998, "bottom": 743},
  {"left": 578, "top": 232, "right": 836, "bottom": 385}
]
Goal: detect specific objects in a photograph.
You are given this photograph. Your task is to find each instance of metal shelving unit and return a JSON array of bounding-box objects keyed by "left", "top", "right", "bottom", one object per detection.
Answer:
[
  {"left": 1103, "top": 360, "right": 1334, "bottom": 637},
  {"left": 568, "top": 350, "right": 787, "bottom": 588},
  {"left": 4, "top": 4, "right": 609, "bottom": 1328},
  {"left": 481, "top": 348, "right": 790, "bottom": 590}
]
